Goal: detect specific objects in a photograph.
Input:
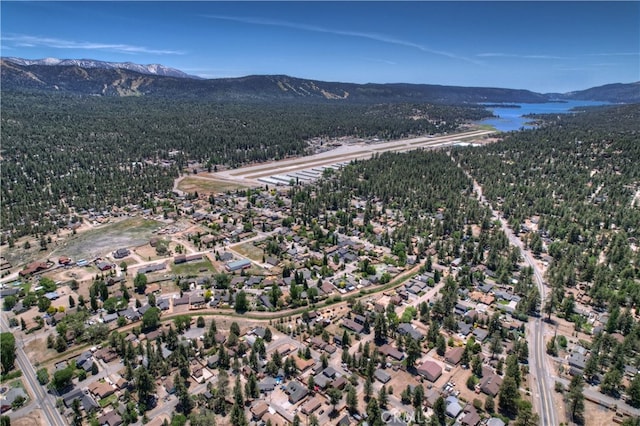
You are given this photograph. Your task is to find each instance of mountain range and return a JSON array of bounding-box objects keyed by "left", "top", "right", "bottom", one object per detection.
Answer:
[
  {"left": 2, "top": 57, "right": 199, "bottom": 79},
  {"left": 1, "top": 57, "right": 638, "bottom": 104}
]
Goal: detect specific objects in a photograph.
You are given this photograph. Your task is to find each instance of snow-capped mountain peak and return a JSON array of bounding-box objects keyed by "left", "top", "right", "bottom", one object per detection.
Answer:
[{"left": 2, "top": 57, "right": 200, "bottom": 79}]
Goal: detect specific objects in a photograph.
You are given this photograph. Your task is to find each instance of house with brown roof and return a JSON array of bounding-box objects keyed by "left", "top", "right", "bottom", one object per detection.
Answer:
[
  {"left": 276, "top": 343, "right": 296, "bottom": 357},
  {"left": 173, "top": 295, "right": 190, "bottom": 306},
  {"left": 94, "top": 348, "right": 115, "bottom": 363},
  {"left": 301, "top": 395, "right": 324, "bottom": 415},
  {"left": 293, "top": 355, "right": 315, "bottom": 373},
  {"left": 88, "top": 381, "right": 115, "bottom": 399},
  {"left": 417, "top": 360, "right": 442, "bottom": 382},
  {"left": 98, "top": 410, "right": 123, "bottom": 426},
  {"left": 19, "top": 261, "right": 50, "bottom": 277},
  {"left": 480, "top": 373, "right": 503, "bottom": 397},
  {"left": 461, "top": 405, "right": 481, "bottom": 426},
  {"left": 251, "top": 401, "right": 269, "bottom": 420},
  {"left": 145, "top": 283, "right": 161, "bottom": 295},
  {"left": 321, "top": 281, "right": 335, "bottom": 295},
  {"left": 143, "top": 329, "right": 163, "bottom": 342},
  {"left": 310, "top": 336, "right": 326, "bottom": 350},
  {"left": 342, "top": 318, "right": 364, "bottom": 334},
  {"left": 261, "top": 412, "right": 287, "bottom": 426},
  {"left": 445, "top": 347, "right": 465, "bottom": 365},
  {"left": 378, "top": 344, "right": 405, "bottom": 361},
  {"left": 163, "top": 377, "right": 175, "bottom": 394},
  {"left": 189, "top": 294, "right": 206, "bottom": 309},
  {"left": 331, "top": 376, "right": 347, "bottom": 390}
]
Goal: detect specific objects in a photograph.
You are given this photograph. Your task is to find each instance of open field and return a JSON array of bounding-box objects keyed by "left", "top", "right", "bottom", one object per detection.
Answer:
[
  {"left": 177, "top": 175, "right": 249, "bottom": 194},
  {"left": 230, "top": 241, "right": 265, "bottom": 262},
  {"left": 171, "top": 257, "right": 215, "bottom": 276},
  {"left": 49, "top": 217, "right": 163, "bottom": 260}
]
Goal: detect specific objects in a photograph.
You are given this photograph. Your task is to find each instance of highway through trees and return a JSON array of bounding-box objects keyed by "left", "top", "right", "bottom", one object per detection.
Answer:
[
  {"left": 0, "top": 316, "right": 67, "bottom": 426},
  {"left": 467, "top": 173, "right": 558, "bottom": 426}
]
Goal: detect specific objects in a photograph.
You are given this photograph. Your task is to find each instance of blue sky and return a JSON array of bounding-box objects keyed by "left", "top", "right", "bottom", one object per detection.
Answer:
[{"left": 1, "top": 1, "right": 638, "bottom": 93}]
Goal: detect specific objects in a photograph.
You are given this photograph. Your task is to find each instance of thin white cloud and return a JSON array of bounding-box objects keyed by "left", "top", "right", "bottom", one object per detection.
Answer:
[
  {"left": 583, "top": 52, "right": 639, "bottom": 57},
  {"left": 203, "top": 14, "right": 480, "bottom": 65},
  {"left": 2, "top": 34, "right": 184, "bottom": 55},
  {"left": 477, "top": 53, "right": 569, "bottom": 60},
  {"left": 360, "top": 57, "right": 397, "bottom": 65},
  {"left": 554, "top": 63, "right": 617, "bottom": 71}
]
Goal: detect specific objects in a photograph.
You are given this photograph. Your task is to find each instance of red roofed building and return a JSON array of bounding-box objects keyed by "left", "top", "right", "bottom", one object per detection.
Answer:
[{"left": 417, "top": 360, "right": 443, "bottom": 382}]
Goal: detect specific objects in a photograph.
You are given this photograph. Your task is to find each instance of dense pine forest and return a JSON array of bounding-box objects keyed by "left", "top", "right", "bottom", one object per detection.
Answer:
[
  {"left": 289, "top": 104, "right": 640, "bottom": 407},
  {"left": 452, "top": 104, "right": 640, "bottom": 307},
  {"left": 0, "top": 91, "right": 490, "bottom": 238},
  {"left": 452, "top": 105, "right": 640, "bottom": 398}
]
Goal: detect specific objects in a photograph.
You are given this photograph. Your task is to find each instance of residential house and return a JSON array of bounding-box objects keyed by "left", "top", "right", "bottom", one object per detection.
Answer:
[
  {"left": 88, "top": 381, "right": 115, "bottom": 400},
  {"left": 342, "top": 318, "right": 364, "bottom": 334},
  {"left": 378, "top": 344, "right": 404, "bottom": 361},
  {"left": 250, "top": 402, "right": 269, "bottom": 420},
  {"left": 445, "top": 395, "right": 463, "bottom": 418},
  {"left": 259, "top": 377, "right": 277, "bottom": 393},
  {"left": 473, "top": 328, "right": 488, "bottom": 343},
  {"left": 445, "top": 347, "right": 465, "bottom": 366},
  {"left": 301, "top": 396, "right": 323, "bottom": 415},
  {"left": 98, "top": 410, "right": 123, "bottom": 426},
  {"left": 480, "top": 373, "right": 503, "bottom": 397},
  {"left": 461, "top": 405, "right": 481, "bottom": 426},
  {"left": 568, "top": 352, "right": 586, "bottom": 370},
  {"left": 374, "top": 369, "right": 391, "bottom": 384},
  {"left": 487, "top": 419, "right": 506, "bottom": 426},
  {"left": 286, "top": 381, "right": 308, "bottom": 404},
  {"left": 0, "top": 388, "right": 27, "bottom": 413},
  {"left": 96, "top": 261, "right": 113, "bottom": 271},
  {"left": 417, "top": 360, "right": 442, "bottom": 382},
  {"left": 113, "top": 248, "right": 131, "bottom": 259},
  {"left": 293, "top": 355, "right": 315, "bottom": 373},
  {"left": 397, "top": 323, "right": 423, "bottom": 341}
]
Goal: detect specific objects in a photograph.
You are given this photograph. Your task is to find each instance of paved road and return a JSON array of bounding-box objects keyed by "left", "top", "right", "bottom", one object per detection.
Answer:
[
  {"left": 0, "top": 316, "right": 67, "bottom": 426},
  {"left": 466, "top": 172, "right": 558, "bottom": 426}
]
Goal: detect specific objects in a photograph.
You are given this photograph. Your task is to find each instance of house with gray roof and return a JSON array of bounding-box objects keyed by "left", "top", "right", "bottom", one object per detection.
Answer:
[
  {"left": 397, "top": 323, "right": 423, "bottom": 341},
  {"left": 286, "top": 381, "right": 308, "bottom": 404},
  {"left": 445, "top": 395, "right": 463, "bottom": 418},
  {"left": 374, "top": 369, "right": 391, "bottom": 383},
  {"left": 568, "top": 352, "right": 586, "bottom": 370}
]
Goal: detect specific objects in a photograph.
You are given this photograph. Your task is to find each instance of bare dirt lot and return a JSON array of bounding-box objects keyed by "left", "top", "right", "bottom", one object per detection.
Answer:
[
  {"left": 49, "top": 217, "right": 164, "bottom": 261},
  {"left": 230, "top": 241, "right": 265, "bottom": 262},
  {"left": 23, "top": 334, "right": 58, "bottom": 366},
  {"left": 177, "top": 175, "right": 248, "bottom": 195},
  {"left": 12, "top": 409, "right": 46, "bottom": 426}
]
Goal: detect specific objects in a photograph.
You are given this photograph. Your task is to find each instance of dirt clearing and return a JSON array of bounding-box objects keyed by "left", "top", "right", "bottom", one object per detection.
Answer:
[
  {"left": 49, "top": 217, "right": 164, "bottom": 260},
  {"left": 12, "top": 409, "right": 46, "bottom": 426},
  {"left": 177, "top": 175, "right": 249, "bottom": 194}
]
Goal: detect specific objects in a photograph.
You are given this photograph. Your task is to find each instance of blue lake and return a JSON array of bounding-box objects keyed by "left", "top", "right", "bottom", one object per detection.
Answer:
[{"left": 477, "top": 100, "right": 609, "bottom": 132}]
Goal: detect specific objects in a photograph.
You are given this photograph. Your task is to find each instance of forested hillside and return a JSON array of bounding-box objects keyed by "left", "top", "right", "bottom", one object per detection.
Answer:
[
  {"left": 1, "top": 59, "right": 551, "bottom": 103},
  {"left": 0, "top": 91, "right": 489, "bottom": 238}
]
